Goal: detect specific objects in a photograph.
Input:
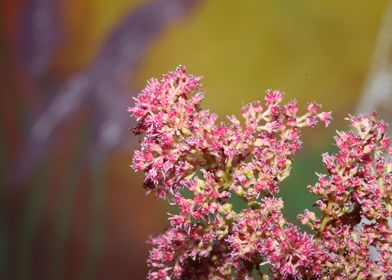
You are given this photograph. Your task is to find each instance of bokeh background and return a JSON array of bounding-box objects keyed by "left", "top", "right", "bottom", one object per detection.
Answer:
[{"left": 1, "top": 0, "right": 392, "bottom": 279}]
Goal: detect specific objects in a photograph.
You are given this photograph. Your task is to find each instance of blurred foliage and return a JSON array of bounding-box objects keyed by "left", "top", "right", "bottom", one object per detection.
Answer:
[{"left": 138, "top": 0, "right": 385, "bottom": 117}]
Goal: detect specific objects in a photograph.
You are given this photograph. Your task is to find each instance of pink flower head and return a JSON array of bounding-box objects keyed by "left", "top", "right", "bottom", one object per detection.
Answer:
[
  {"left": 307, "top": 102, "right": 320, "bottom": 114},
  {"left": 228, "top": 198, "right": 285, "bottom": 261},
  {"left": 130, "top": 67, "right": 391, "bottom": 279},
  {"left": 265, "top": 89, "right": 284, "bottom": 105},
  {"left": 261, "top": 225, "right": 317, "bottom": 278},
  {"left": 317, "top": 111, "right": 332, "bottom": 127},
  {"left": 283, "top": 99, "right": 298, "bottom": 117}
]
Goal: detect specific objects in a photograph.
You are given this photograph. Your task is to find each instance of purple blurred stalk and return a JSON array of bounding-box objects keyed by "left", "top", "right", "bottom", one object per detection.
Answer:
[
  {"left": 19, "top": 0, "right": 63, "bottom": 79},
  {"left": 14, "top": 0, "right": 199, "bottom": 182}
]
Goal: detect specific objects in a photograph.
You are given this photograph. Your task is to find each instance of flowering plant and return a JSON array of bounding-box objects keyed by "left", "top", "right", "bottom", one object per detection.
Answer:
[{"left": 129, "top": 66, "right": 391, "bottom": 279}]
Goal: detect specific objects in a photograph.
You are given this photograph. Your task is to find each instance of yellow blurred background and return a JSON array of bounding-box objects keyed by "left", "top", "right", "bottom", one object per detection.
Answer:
[{"left": 1, "top": 0, "right": 390, "bottom": 279}]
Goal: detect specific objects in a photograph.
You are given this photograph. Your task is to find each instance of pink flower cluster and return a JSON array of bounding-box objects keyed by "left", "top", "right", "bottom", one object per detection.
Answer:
[{"left": 129, "top": 66, "right": 391, "bottom": 279}]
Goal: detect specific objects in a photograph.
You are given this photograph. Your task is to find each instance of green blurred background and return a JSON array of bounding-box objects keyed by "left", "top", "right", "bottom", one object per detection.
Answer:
[{"left": 1, "top": 0, "right": 390, "bottom": 279}]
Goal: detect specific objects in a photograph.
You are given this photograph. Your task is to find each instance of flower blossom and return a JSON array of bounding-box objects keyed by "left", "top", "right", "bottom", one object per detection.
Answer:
[{"left": 130, "top": 67, "right": 391, "bottom": 279}]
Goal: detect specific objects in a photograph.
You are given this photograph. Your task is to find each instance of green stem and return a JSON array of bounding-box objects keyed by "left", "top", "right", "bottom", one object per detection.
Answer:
[
  {"left": 0, "top": 117, "right": 8, "bottom": 279},
  {"left": 79, "top": 160, "right": 106, "bottom": 280},
  {"left": 17, "top": 160, "right": 50, "bottom": 280},
  {"left": 50, "top": 125, "right": 89, "bottom": 280},
  {"left": 317, "top": 200, "right": 332, "bottom": 239}
]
